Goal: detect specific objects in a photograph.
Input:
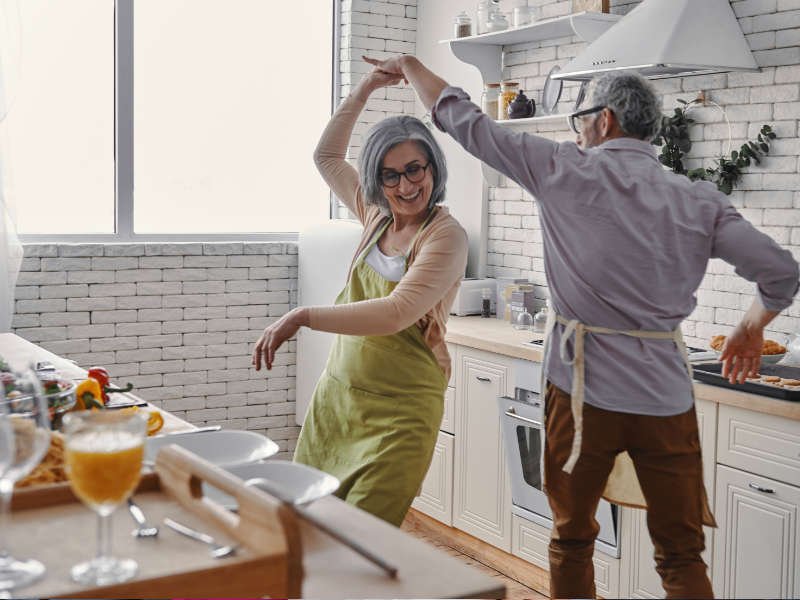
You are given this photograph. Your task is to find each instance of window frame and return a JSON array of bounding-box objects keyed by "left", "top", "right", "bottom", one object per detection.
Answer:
[{"left": 18, "top": 0, "right": 339, "bottom": 243}]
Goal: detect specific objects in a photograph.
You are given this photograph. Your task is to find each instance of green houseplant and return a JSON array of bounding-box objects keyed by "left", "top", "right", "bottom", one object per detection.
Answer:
[{"left": 651, "top": 98, "right": 777, "bottom": 195}]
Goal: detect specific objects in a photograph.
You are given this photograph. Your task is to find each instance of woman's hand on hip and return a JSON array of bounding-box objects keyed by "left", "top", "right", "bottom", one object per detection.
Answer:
[{"left": 252, "top": 307, "right": 309, "bottom": 371}]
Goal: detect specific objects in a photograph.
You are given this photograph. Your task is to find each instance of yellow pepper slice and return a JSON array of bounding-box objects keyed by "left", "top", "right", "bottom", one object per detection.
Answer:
[
  {"left": 75, "top": 379, "right": 104, "bottom": 411},
  {"left": 146, "top": 410, "right": 164, "bottom": 436}
]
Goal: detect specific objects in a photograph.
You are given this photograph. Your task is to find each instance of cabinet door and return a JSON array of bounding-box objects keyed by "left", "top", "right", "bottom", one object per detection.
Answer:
[
  {"left": 453, "top": 347, "right": 514, "bottom": 551},
  {"left": 441, "top": 387, "right": 455, "bottom": 435},
  {"left": 412, "top": 431, "right": 455, "bottom": 526},
  {"left": 512, "top": 514, "right": 620, "bottom": 598},
  {"left": 620, "top": 398, "right": 717, "bottom": 598},
  {"left": 713, "top": 464, "right": 800, "bottom": 600}
]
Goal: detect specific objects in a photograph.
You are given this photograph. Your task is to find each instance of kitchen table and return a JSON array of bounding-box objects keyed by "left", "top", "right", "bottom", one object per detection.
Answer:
[{"left": 2, "top": 332, "right": 505, "bottom": 598}]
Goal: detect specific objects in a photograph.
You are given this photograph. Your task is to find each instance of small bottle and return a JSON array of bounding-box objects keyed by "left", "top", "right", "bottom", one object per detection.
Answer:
[
  {"left": 481, "top": 288, "right": 491, "bottom": 318},
  {"left": 454, "top": 11, "right": 472, "bottom": 38},
  {"left": 481, "top": 83, "right": 500, "bottom": 119},
  {"left": 533, "top": 300, "right": 550, "bottom": 333},
  {"left": 514, "top": 309, "right": 534, "bottom": 330}
]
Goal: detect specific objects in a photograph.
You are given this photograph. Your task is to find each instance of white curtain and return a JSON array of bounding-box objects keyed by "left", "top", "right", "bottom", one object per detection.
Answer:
[{"left": 0, "top": 0, "right": 23, "bottom": 332}]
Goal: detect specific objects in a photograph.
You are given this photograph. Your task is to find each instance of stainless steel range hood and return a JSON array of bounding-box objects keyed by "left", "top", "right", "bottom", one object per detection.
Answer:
[{"left": 552, "top": 0, "right": 759, "bottom": 81}]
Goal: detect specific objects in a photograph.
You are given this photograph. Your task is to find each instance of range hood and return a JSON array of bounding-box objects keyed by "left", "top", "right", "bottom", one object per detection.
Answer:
[{"left": 553, "top": 0, "right": 759, "bottom": 81}]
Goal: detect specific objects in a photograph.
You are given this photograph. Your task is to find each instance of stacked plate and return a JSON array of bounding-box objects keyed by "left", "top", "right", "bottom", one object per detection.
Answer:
[{"left": 144, "top": 429, "right": 340, "bottom": 508}]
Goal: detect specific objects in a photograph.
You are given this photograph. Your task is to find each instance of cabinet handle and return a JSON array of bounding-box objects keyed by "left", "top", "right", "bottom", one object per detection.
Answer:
[
  {"left": 476, "top": 376, "right": 491, "bottom": 382},
  {"left": 505, "top": 408, "right": 542, "bottom": 428},
  {"left": 748, "top": 482, "right": 775, "bottom": 494}
]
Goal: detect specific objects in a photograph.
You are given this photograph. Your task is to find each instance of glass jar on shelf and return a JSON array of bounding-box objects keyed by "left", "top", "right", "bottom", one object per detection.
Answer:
[
  {"left": 499, "top": 81, "right": 519, "bottom": 120},
  {"left": 481, "top": 83, "right": 500, "bottom": 119},
  {"left": 487, "top": 10, "right": 509, "bottom": 32},
  {"left": 454, "top": 11, "right": 472, "bottom": 38},
  {"left": 514, "top": 308, "right": 534, "bottom": 331}
]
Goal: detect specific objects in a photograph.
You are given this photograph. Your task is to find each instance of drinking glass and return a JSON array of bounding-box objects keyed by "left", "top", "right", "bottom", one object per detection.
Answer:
[
  {"left": 0, "top": 366, "right": 51, "bottom": 591},
  {"left": 63, "top": 410, "right": 146, "bottom": 586}
]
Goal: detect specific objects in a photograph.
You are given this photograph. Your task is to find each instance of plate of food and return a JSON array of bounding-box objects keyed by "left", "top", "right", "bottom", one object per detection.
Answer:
[
  {"left": 2, "top": 372, "right": 77, "bottom": 426},
  {"left": 201, "top": 460, "right": 340, "bottom": 510},
  {"left": 709, "top": 334, "right": 786, "bottom": 364}
]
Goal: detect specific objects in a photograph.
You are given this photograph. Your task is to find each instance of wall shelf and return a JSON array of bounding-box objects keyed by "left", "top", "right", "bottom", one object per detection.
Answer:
[
  {"left": 496, "top": 113, "right": 570, "bottom": 127},
  {"left": 440, "top": 11, "right": 621, "bottom": 85}
]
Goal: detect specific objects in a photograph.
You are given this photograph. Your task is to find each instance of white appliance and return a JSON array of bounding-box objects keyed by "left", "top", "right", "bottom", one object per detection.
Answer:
[
  {"left": 554, "top": 0, "right": 759, "bottom": 81},
  {"left": 450, "top": 277, "right": 496, "bottom": 316},
  {"left": 498, "top": 359, "right": 621, "bottom": 557},
  {"left": 296, "top": 219, "right": 363, "bottom": 425}
]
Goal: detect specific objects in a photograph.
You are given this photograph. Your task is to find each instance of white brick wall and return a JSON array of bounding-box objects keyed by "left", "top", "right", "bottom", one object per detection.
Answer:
[
  {"left": 12, "top": 243, "right": 300, "bottom": 459},
  {"left": 484, "top": 0, "right": 800, "bottom": 348}
]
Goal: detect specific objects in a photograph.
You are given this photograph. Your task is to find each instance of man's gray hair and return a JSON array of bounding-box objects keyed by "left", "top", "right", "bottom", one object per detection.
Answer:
[
  {"left": 589, "top": 71, "right": 661, "bottom": 141},
  {"left": 358, "top": 115, "right": 447, "bottom": 213}
]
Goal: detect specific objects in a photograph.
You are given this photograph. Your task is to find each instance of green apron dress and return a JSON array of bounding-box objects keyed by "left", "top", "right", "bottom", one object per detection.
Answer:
[{"left": 294, "top": 210, "right": 447, "bottom": 527}]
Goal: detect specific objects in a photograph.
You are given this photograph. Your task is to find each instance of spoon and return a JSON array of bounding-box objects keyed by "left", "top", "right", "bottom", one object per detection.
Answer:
[
  {"left": 163, "top": 517, "right": 238, "bottom": 558},
  {"left": 127, "top": 498, "right": 159, "bottom": 538}
]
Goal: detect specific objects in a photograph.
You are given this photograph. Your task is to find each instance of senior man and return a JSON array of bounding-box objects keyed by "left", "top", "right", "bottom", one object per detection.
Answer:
[{"left": 365, "top": 55, "right": 799, "bottom": 599}]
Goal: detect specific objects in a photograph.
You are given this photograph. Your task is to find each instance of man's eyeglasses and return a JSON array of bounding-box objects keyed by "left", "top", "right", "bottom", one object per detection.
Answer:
[
  {"left": 569, "top": 105, "right": 606, "bottom": 135},
  {"left": 380, "top": 162, "right": 431, "bottom": 188}
]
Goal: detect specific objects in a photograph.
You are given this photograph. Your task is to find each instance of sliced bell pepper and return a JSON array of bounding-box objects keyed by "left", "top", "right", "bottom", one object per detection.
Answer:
[
  {"left": 75, "top": 378, "right": 104, "bottom": 411},
  {"left": 87, "top": 367, "right": 110, "bottom": 404}
]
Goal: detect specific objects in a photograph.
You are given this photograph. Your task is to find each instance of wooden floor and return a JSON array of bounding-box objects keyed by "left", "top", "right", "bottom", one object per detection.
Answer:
[{"left": 401, "top": 518, "right": 547, "bottom": 600}]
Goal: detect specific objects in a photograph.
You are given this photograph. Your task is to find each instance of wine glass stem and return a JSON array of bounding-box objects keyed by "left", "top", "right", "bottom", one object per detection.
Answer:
[
  {"left": 97, "top": 512, "right": 112, "bottom": 562},
  {"left": 0, "top": 479, "right": 12, "bottom": 560}
]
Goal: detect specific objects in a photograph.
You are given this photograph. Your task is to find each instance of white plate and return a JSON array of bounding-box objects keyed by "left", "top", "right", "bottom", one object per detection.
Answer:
[
  {"left": 202, "top": 460, "right": 340, "bottom": 509},
  {"left": 144, "top": 430, "right": 278, "bottom": 467}
]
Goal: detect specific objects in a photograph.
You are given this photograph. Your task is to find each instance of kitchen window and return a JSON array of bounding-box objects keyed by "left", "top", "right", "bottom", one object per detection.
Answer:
[{"left": 1, "top": 0, "right": 336, "bottom": 241}]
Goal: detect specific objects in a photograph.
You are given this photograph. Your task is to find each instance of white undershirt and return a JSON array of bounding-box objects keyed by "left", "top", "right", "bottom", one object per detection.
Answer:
[{"left": 364, "top": 236, "right": 406, "bottom": 282}]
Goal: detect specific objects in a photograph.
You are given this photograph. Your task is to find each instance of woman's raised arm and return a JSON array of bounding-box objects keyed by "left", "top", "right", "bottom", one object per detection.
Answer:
[{"left": 313, "top": 69, "right": 403, "bottom": 224}]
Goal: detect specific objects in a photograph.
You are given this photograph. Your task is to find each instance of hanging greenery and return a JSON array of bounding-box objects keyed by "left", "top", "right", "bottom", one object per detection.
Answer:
[{"left": 651, "top": 99, "right": 777, "bottom": 195}]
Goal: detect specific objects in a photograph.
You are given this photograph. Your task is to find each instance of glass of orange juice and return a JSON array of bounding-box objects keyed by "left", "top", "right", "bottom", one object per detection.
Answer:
[{"left": 63, "top": 410, "right": 146, "bottom": 586}]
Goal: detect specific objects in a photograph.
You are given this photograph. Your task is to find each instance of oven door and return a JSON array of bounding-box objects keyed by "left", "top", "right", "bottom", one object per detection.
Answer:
[{"left": 499, "top": 393, "right": 620, "bottom": 556}]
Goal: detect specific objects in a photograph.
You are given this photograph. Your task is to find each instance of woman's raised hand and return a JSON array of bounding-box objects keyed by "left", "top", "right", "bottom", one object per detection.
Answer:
[{"left": 363, "top": 55, "right": 406, "bottom": 80}]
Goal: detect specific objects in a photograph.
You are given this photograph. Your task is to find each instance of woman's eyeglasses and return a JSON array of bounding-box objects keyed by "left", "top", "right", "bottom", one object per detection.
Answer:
[
  {"left": 569, "top": 105, "right": 606, "bottom": 135},
  {"left": 380, "top": 162, "right": 431, "bottom": 188}
]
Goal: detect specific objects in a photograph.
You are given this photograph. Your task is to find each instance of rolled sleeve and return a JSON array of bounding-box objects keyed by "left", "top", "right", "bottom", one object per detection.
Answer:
[{"left": 431, "top": 85, "right": 472, "bottom": 132}]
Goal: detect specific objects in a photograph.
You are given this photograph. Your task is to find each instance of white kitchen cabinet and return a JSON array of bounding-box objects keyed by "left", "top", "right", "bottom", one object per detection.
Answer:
[
  {"left": 453, "top": 346, "right": 514, "bottom": 551},
  {"left": 441, "top": 386, "right": 455, "bottom": 435},
  {"left": 713, "top": 464, "right": 800, "bottom": 599},
  {"left": 413, "top": 430, "right": 455, "bottom": 526},
  {"left": 619, "top": 397, "right": 718, "bottom": 599},
  {"left": 512, "top": 514, "right": 621, "bottom": 598}
]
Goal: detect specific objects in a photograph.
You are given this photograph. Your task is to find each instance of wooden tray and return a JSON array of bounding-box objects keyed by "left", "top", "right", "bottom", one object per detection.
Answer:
[{"left": 9, "top": 445, "right": 303, "bottom": 599}]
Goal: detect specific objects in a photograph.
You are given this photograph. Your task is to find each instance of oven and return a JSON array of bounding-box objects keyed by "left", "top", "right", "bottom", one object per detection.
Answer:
[{"left": 499, "top": 358, "right": 621, "bottom": 557}]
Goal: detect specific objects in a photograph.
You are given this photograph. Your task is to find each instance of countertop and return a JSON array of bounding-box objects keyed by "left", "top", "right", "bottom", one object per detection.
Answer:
[
  {"left": 1, "top": 332, "right": 504, "bottom": 599},
  {"left": 445, "top": 316, "right": 800, "bottom": 422}
]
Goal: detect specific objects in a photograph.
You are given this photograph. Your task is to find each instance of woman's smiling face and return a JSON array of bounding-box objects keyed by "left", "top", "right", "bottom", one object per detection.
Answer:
[{"left": 380, "top": 140, "right": 434, "bottom": 219}]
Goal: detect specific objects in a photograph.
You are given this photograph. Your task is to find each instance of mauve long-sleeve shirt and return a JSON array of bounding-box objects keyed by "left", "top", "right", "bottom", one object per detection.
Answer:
[{"left": 433, "top": 86, "right": 799, "bottom": 416}]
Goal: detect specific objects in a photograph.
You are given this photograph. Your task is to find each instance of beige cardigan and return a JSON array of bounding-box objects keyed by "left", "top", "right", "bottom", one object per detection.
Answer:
[{"left": 308, "top": 93, "right": 468, "bottom": 379}]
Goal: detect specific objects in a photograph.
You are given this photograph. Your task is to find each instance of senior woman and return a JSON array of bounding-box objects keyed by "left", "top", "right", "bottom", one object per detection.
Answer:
[{"left": 251, "top": 67, "right": 468, "bottom": 527}]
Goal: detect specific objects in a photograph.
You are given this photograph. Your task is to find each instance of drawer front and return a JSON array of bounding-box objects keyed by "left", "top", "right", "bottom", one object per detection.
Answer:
[
  {"left": 412, "top": 431, "right": 454, "bottom": 525},
  {"left": 512, "top": 514, "right": 620, "bottom": 598},
  {"left": 441, "top": 386, "right": 455, "bottom": 434},
  {"left": 717, "top": 404, "right": 800, "bottom": 487}
]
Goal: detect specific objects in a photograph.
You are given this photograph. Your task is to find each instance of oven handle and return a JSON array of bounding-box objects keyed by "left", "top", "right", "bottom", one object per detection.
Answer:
[{"left": 504, "top": 407, "right": 542, "bottom": 428}]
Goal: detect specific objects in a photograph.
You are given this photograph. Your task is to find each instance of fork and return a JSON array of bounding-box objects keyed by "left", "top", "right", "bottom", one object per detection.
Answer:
[
  {"left": 163, "top": 517, "right": 238, "bottom": 558},
  {"left": 127, "top": 497, "right": 159, "bottom": 538}
]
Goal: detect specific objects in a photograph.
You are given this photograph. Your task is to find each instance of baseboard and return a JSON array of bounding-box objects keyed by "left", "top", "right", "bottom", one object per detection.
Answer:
[{"left": 403, "top": 508, "right": 551, "bottom": 597}]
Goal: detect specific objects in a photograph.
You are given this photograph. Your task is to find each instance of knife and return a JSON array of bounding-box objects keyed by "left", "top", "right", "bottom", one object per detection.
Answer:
[{"left": 152, "top": 425, "right": 221, "bottom": 437}]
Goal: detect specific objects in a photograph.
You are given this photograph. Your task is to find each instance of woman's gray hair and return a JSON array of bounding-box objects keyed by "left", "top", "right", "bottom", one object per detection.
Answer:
[
  {"left": 589, "top": 71, "right": 661, "bottom": 141},
  {"left": 358, "top": 115, "right": 447, "bottom": 213}
]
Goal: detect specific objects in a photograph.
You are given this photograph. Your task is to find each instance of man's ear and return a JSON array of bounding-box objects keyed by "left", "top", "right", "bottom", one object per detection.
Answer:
[{"left": 600, "top": 108, "right": 615, "bottom": 137}]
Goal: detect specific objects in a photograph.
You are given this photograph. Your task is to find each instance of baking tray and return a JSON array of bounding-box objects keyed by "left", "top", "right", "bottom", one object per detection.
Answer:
[
  {"left": 9, "top": 445, "right": 303, "bottom": 599},
  {"left": 692, "top": 361, "right": 800, "bottom": 401}
]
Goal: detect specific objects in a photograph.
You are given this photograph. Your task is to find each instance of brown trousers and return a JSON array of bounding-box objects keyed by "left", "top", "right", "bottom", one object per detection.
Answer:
[{"left": 544, "top": 382, "right": 714, "bottom": 599}]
